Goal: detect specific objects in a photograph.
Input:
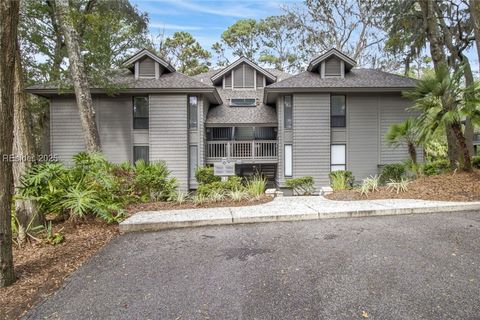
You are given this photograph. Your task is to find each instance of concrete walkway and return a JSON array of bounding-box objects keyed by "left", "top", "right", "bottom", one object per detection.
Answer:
[{"left": 120, "top": 197, "right": 480, "bottom": 233}]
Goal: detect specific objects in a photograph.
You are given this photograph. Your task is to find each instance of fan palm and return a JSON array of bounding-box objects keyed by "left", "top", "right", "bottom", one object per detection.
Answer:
[
  {"left": 403, "top": 65, "right": 480, "bottom": 171},
  {"left": 386, "top": 118, "right": 420, "bottom": 163}
]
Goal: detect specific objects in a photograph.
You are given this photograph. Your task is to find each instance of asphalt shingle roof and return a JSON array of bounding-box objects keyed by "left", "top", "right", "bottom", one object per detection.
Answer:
[
  {"left": 27, "top": 69, "right": 213, "bottom": 90},
  {"left": 266, "top": 68, "right": 416, "bottom": 89}
]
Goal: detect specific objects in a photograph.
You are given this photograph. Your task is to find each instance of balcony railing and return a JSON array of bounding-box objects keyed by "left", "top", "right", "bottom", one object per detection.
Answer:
[{"left": 207, "top": 140, "right": 277, "bottom": 162}]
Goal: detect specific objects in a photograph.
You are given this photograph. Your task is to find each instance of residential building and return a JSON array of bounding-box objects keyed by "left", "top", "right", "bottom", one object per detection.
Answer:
[{"left": 27, "top": 48, "right": 419, "bottom": 191}]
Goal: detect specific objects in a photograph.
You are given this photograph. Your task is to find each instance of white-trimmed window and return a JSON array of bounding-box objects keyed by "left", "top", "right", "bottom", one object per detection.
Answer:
[
  {"left": 284, "top": 144, "right": 293, "bottom": 177},
  {"left": 189, "top": 145, "right": 198, "bottom": 180},
  {"left": 331, "top": 144, "right": 346, "bottom": 171}
]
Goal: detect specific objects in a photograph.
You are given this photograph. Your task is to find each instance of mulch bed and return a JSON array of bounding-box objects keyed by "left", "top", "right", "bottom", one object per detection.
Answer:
[
  {"left": 126, "top": 195, "right": 273, "bottom": 215},
  {"left": 325, "top": 170, "right": 480, "bottom": 202},
  {"left": 0, "top": 217, "right": 118, "bottom": 320}
]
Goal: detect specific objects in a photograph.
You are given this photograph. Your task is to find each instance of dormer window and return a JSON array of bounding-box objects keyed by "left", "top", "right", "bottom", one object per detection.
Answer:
[
  {"left": 307, "top": 48, "right": 356, "bottom": 79},
  {"left": 123, "top": 48, "right": 175, "bottom": 80},
  {"left": 324, "top": 56, "right": 342, "bottom": 77},
  {"left": 211, "top": 57, "right": 277, "bottom": 89},
  {"left": 230, "top": 98, "right": 256, "bottom": 107}
]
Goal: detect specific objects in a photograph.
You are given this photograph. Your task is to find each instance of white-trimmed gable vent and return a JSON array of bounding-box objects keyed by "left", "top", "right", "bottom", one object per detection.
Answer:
[{"left": 308, "top": 48, "right": 356, "bottom": 79}]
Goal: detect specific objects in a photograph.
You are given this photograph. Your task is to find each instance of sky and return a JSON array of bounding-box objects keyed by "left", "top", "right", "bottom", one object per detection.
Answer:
[
  {"left": 130, "top": 0, "right": 299, "bottom": 50},
  {"left": 131, "top": 0, "right": 479, "bottom": 73}
]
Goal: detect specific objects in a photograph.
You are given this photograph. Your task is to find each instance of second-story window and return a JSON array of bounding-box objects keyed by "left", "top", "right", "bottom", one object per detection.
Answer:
[
  {"left": 331, "top": 95, "right": 346, "bottom": 127},
  {"left": 133, "top": 96, "right": 149, "bottom": 129},
  {"left": 230, "top": 98, "right": 256, "bottom": 107},
  {"left": 284, "top": 95, "right": 293, "bottom": 129},
  {"left": 188, "top": 96, "right": 198, "bottom": 129}
]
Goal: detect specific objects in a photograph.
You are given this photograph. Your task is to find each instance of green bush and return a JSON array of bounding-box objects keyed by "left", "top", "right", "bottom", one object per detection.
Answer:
[
  {"left": 329, "top": 170, "right": 354, "bottom": 190},
  {"left": 285, "top": 176, "right": 315, "bottom": 195},
  {"left": 195, "top": 166, "right": 220, "bottom": 185},
  {"left": 196, "top": 176, "right": 243, "bottom": 197},
  {"left": 134, "top": 160, "right": 177, "bottom": 201},
  {"left": 422, "top": 159, "right": 450, "bottom": 176},
  {"left": 379, "top": 164, "right": 405, "bottom": 184},
  {"left": 18, "top": 152, "right": 178, "bottom": 223},
  {"left": 472, "top": 156, "right": 480, "bottom": 169},
  {"left": 246, "top": 175, "right": 267, "bottom": 198}
]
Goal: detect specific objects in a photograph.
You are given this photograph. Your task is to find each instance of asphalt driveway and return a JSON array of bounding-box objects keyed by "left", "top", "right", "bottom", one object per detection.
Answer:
[{"left": 26, "top": 211, "right": 480, "bottom": 320}]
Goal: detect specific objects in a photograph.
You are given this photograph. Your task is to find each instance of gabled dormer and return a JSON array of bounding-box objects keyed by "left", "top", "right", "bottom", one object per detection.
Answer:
[
  {"left": 210, "top": 57, "right": 277, "bottom": 90},
  {"left": 307, "top": 48, "right": 356, "bottom": 78},
  {"left": 123, "top": 48, "right": 175, "bottom": 80}
]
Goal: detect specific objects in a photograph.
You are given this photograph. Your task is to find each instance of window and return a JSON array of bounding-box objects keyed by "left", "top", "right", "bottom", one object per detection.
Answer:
[
  {"left": 284, "top": 96, "right": 293, "bottom": 129},
  {"left": 284, "top": 144, "right": 292, "bottom": 177},
  {"left": 188, "top": 96, "right": 198, "bottom": 129},
  {"left": 331, "top": 95, "right": 346, "bottom": 127},
  {"left": 189, "top": 145, "right": 198, "bottom": 180},
  {"left": 133, "top": 146, "right": 149, "bottom": 163},
  {"left": 133, "top": 97, "right": 149, "bottom": 129},
  {"left": 233, "top": 64, "right": 255, "bottom": 88},
  {"left": 331, "top": 144, "right": 346, "bottom": 171},
  {"left": 230, "top": 98, "right": 256, "bottom": 107}
]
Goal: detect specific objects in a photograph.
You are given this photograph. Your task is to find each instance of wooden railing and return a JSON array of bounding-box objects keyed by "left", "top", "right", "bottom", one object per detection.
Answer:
[{"left": 207, "top": 140, "right": 277, "bottom": 161}]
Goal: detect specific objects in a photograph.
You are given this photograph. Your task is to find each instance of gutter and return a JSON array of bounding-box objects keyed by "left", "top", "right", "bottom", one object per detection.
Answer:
[
  {"left": 26, "top": 87, "right": 223, "bottom": 105},
  {"left": 263, "top": 86, "right": 415, "bottom": 104}
]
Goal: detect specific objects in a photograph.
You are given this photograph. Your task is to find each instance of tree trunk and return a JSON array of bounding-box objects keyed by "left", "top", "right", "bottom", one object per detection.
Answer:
[
  {"left": 407, "top": 142, "right": 417, "bottom": 164},
  {"left": 0, "top": 0, "right": 19, "bottom": 287},
  {"left": 13, "top": 40, "right": 44, "bottom": 245},
  {"left": 54, "top": 0, "right": 101, "bottom": 152},
  {"left": 451, "top": 121, "right": 472, "bottom": 172},
  {"left": 470, "top": 0, "right": 480, "bottom": 72},
  {"left": 418, "top": 0, "right": 460, "bottom": 168}
]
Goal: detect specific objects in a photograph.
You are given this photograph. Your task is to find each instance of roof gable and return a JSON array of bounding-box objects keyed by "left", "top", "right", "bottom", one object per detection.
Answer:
[
  {"left": 210, "top": 57, "right": 277, "bottom": 85},
  {"left": 123, "top": 48, "right": 175, "bottom": 73},
  {"left": 307, "top": 48, "right": 356, "bottom": 72}
]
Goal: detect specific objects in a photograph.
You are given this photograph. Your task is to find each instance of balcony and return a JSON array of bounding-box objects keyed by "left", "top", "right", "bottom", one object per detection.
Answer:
[{"left": 207, "top": 140, "right": 278, "bottom": 163}]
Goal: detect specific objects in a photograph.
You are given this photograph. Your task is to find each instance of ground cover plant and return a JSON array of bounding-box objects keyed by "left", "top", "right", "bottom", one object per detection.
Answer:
[
  {"left": 329, "top": 170, "right": 354, "bottom": 190},
  {"left": 285, "top": 176, "right": 315, "bottom": 195}
]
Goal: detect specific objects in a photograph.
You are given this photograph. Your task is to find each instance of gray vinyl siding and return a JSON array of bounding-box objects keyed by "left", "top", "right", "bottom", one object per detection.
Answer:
[
  {"left": 325, "top": 57, "right": 341, "bottom": 76},
  {"left": 244, "top": 65, "right": 255, "bottom": 88},
  {"left": 379, "top": 95, "right": 423, "bottom": 163},
  {"left": 293, "top": 93, "right": 330, "bottom": 189},
  {"left": 347, "top": 95, "right": 379, "bottom": 181},
  {"left": 139, "top": 57, "right": 156, "bottom": 77},
  {"left": 331, "top": 128, "right": 346, "bottom": 143},
  {"left": 233, "top": 65, "right": 243, "bottom": 88},
  {"left": 256, "top": 73, "right": 264, "bottom": 88},
  {"left": 133, "top": 130, "right": 149, "bottom": 145},
  {"left": 233, "top": 63, "right": 255, "bottom": 88},
  {"left": 98, "top": 97, "right": 132, "bottom": 163},
  {"left": 224, "top": 73, "right": 232, "bottom": 88},
  {"left": 50, "top": 97, "right": 85, "bottom": 165},
  {"left": 149, "top": 94, "right": 188, "bottom": 191}
]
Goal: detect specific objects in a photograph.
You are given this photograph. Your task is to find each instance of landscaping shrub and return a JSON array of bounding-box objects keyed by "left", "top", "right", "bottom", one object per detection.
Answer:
[
  {"left": 246, "top": 175, "right": 267, "bottom": 198},
  {"left": 386, "top": 178, "right": 410, "bottom": 194},
  {"left": 196, "top": 176, "right": 244, "bottom": 197},
  {"left": 134, "top": 160, "right": 177, "bottom": 201},
  {"left": 285, "top": 176, "right": 315, "bottom": 195},
  {"left": 379, "top": 163, "right": 405, "bottom": 184},
  {"left": 472, "top": 156, "right": 480, "bottom": 169},
  {"left": 195, "top": 166, "right": 220, "bottom": 185},
  {"left": 18, "top": 152, "right": 178, "bottom": 223},
  {"left": 360, "top": 175, "right": 380, "bottom": 196},
  {"left": 422, "top": 159, "right": 450, "bottom": 176},
  {"left": 329, "top": 170, "right": 354, "bottom": 190}
]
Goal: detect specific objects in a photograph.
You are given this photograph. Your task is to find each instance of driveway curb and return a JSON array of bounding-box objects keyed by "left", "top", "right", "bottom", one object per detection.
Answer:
[{"left": 119, "top": 200, "right": 480, "bottom": 233}]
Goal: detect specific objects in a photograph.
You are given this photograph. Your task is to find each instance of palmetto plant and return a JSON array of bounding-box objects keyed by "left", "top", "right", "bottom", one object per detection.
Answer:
[
  {"left": 403, "top": 65, "right": 480, "bottom": 171},
  {"left": 386, "top": 118, "right": 420, "bottom": 164}
]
